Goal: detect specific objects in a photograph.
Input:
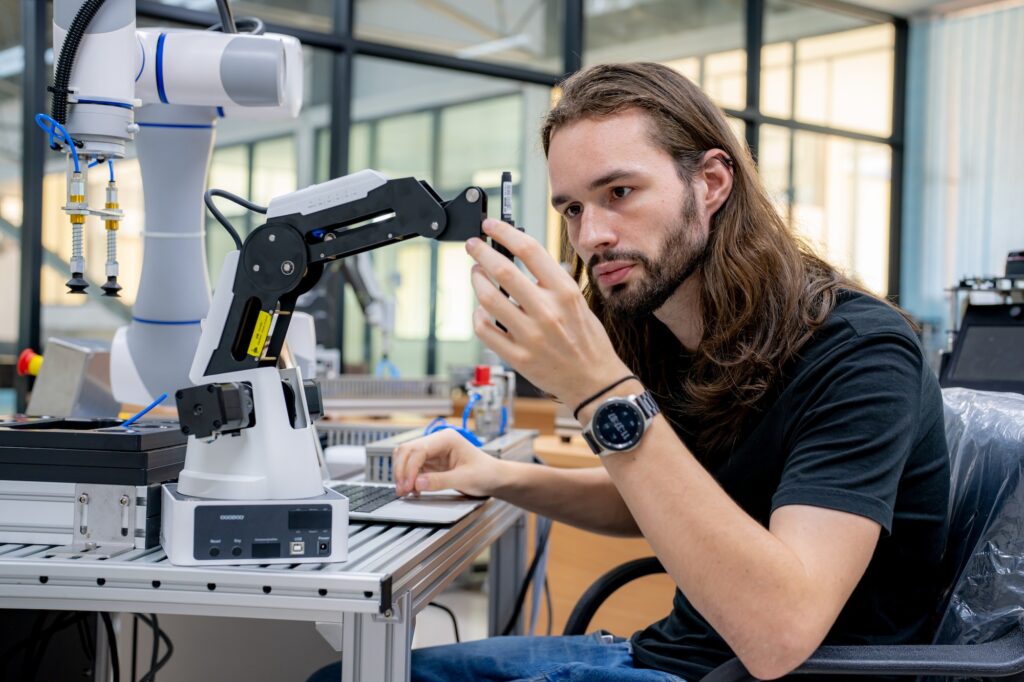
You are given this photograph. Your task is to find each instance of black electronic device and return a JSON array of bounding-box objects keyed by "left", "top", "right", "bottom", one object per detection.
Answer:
[
  {"left": 0, "top": 417, "right": 186, "bottom": 485},
  {"left": 0, "top": 417, "right": 187, "bottom": 549},
  {"left": 940, "top": 303, "right": 1024, "bottom": 394}
]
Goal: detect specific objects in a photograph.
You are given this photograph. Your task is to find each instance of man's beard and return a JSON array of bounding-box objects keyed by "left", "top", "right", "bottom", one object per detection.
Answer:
[{"left": 587, "top": 192, "right": 708, "bottom": 318}]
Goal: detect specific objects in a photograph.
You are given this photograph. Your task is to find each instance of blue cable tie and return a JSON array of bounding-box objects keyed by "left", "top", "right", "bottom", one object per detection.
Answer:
[{"left": 121, "top": 392, "right": 169, "bottom": 428}]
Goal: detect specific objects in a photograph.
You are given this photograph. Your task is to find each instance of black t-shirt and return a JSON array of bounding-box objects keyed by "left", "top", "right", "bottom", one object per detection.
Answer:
[{"left": 630, "top": 291, "right": 950, "bottom": 680}]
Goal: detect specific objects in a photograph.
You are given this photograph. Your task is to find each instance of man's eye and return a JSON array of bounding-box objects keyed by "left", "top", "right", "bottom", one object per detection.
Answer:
[
  {"left": 611, "top": 186, "right": 633, "bottom": 200},
  {"left": 564, "top": 204, "right": 581, "bottom": 219}
]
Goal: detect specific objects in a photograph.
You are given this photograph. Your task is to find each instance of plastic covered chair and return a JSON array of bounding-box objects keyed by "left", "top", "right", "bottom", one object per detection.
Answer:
[{"left": 563, "top": 388, "right": 1024, "bottom": 680}]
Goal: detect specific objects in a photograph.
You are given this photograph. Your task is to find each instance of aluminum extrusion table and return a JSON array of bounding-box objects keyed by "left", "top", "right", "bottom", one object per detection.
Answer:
[{"left": 0, "top": 499, "right": 527, "bottom": 681}]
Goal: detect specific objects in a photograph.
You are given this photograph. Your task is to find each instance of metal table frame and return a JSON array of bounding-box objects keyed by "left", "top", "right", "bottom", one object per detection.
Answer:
[{"left": 0, "top": 499, "right": 526, "bottom": 681}]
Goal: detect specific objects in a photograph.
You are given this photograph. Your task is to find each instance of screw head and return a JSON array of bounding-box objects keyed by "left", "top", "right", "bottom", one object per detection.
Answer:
[
  {"left": 430, "top": 221, "right": 439, "bottom": 231},
  {"left": 324, "top": 233, "right": 336, "bottom": 241},
  {"left": 466, "top": 188, "right": 480, "bottom": 203},
  {"left": 282, "top": 260, "right": 295, "bottom": 275},
  {"left": 269, "top": 234, "right": 276, "bottom": 242},
  {"left": 253, "top": 264, "right": 260, "bottom": 272}
]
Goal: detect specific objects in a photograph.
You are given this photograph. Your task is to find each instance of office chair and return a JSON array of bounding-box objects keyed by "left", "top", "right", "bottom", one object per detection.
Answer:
[{"left": 563, "top": 388, "right": 1024, "bottom": 680}]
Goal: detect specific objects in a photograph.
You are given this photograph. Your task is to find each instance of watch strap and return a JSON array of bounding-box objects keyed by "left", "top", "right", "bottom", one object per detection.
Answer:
[{"left": 635, "top": 390, "right": 660, "bottom": 419}]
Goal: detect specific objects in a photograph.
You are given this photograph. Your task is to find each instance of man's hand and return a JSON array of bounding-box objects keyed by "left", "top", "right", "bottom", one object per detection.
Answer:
[
  {"left": 467, "top": 218, "right": 632, "bottom": 408},
  {"left": 393, "top": 429, "right": 505, "bottom": 497}
]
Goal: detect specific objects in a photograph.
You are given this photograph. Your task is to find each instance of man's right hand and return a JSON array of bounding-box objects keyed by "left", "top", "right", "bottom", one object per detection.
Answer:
[{"left": 392, "top": 429, "right": 505, "bottom": 498}]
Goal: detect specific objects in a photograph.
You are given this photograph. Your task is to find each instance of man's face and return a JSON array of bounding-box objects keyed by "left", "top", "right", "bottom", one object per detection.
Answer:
[{"left": 548, "top": 109, "right": 709, "bottom": 317}]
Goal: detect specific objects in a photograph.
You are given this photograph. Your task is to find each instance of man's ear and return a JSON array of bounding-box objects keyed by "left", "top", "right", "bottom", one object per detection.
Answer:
[{"left": 701, "top": 148, "right": 734, "bottom": 217}]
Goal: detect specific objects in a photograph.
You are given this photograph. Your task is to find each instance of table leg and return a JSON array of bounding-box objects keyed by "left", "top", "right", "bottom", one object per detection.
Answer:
[
  {"left": 487, "top": 513, "right": 527, "bottom": 636},
  {"left": 341, "top": 591, "right": 413, "bottom": 682}
]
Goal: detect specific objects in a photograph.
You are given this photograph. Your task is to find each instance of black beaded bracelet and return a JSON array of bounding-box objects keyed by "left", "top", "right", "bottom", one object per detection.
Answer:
[{"left": 572, "top": 375, "right": 641, "bottom": 421}]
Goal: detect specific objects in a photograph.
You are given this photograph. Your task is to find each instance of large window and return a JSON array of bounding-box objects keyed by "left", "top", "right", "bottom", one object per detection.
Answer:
[
  {"left": 348, "top": 57, "right": 549, "bottom": 377},
  {"left": 355, "top": 0, "right": 565, "bottom": 74},
  {"left": 758, "top": 2, "right": 897, "bottom": 294},
  {"left": 584, "top": 0, "right": 747, "bottom": 110}
]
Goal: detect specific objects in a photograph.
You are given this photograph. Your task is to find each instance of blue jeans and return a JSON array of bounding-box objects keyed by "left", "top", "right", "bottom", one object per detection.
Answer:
[{"left": 307, "top": 632, "right": 685, "bottom": 682}]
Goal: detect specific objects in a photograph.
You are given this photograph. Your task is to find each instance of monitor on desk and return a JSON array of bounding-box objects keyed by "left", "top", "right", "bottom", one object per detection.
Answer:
[{"left": 941, "top": 304, "right": 1024, "bottom": 394}]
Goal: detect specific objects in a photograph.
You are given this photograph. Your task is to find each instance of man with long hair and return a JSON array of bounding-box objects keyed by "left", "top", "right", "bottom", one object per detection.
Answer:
[{"left": 311, "top": 63, "right": 949, "bottom": 682}]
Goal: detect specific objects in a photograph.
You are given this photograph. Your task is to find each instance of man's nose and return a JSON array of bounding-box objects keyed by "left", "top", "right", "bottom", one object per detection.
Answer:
[{"left": 577, "top": 206, "right": 618, "bottom": 253}]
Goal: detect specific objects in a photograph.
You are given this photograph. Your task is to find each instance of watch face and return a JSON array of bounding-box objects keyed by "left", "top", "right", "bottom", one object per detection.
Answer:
[{"left": 593, "top": 400, "right": 644, "bottom": 451}]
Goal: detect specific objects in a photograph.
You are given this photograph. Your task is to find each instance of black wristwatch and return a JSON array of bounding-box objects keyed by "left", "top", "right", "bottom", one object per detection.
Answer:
[{"left": 581, "top": 390, "right": 660, "bottom": 457}]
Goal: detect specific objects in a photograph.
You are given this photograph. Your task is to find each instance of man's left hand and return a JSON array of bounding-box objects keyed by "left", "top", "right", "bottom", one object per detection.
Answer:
[{"left": 466, "top": 218, "right": 632, "bottom": 408}]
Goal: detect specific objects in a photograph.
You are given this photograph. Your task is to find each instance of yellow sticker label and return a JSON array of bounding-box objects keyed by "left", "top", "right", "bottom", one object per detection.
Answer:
[{"left": 247, "top": 310, "right": 273, "bottom": 357}]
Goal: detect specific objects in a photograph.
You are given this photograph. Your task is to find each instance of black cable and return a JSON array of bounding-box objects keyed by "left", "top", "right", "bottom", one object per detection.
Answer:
[
  {"left": 100, "top": 612, "right": 120, "bottom": 682},
  {"left": 135, "top": 613, "right": 174, "bottom": 682},
  {"left": 76, "top": 615, "right": 95, "bottom": 662},
  {"left": 215, "top": 0, "right": 238, "bottom": 33},
  {"left": 148, "top": 614, "right": 159, "bottom": 681},
  {"left": 29, "top": 612, "right": 82, "bottom": 681},
  {"left": 544, "top": 577, "right": 553, "bottom": 636},
  {"left": 204, "top": 188, "right": 266, "bottom": 250},
  {"left": 50, "top": 0, "right": 106, "bottom": 126},
  {"left": 1, "top": 612, "right": 93, "bottom": 678},
  {"left": 500, "top": 518, "right": 552, "bottom": 636},
  {"left": 208, "top": 16, "right": 265, "bottom": 34},
  {"left": 131, "top": 615, "right": 139, "bottom": 682},
  {"left": 428, "top": 602, "right": 461, "bottom": 643},
  {"left": 20, "top": 611, "right": 46, "bottom": 676}
]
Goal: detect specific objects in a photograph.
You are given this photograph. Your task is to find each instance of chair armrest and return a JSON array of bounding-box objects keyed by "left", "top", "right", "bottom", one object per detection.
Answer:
[
  {"left": 562, "top": 556, "right": 665, "bottom": 636},
  {"left": 701, "top": 626, "right": 1024, "bottom": 681}
]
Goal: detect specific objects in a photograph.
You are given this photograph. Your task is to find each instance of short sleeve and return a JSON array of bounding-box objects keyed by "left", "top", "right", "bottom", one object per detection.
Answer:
[{"left": 771, "top": 333, "right": 925, "bottom": 533}]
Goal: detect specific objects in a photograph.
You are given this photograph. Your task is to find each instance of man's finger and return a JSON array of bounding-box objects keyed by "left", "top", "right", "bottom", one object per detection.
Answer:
[
  {"left": 466, "top": 236, "right": 545, "bottom": 316},
  {"left": 473, "top": 306, "right": 524, "bottom": 361},
  {"left": 396, "top": 446, "right": 427, "bottom": 496},
  {"left": 471, "top": 266, "right": 530, "bottom": 333},
  {"left": 482, "top": 218, "right": 573, "bottom": 290},
  {"left": 415, "top": 471, "right": 456, "bottom": 493}
]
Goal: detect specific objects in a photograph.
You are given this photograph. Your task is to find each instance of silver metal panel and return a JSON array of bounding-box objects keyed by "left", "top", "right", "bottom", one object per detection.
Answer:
[
  {"left": 0, "top": 500, "right": 523, "bottom": 625},
  {"left": 318, "top": 376, "right": 452, "bottom": 416}
]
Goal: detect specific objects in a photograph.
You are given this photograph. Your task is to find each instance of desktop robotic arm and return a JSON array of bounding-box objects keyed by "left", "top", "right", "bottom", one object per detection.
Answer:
[{"left": 171, "top": 170, "right": 486, "bottom": 502}]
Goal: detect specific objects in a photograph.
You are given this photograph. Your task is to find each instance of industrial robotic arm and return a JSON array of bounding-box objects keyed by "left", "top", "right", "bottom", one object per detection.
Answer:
[{"left": 46, "top": 0, "right": 303, "bottom": 406}]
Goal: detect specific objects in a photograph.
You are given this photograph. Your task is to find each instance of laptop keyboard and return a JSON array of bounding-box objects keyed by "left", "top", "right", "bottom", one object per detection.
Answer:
[{"left": 332, "top": 484, "right": 400, "bottom": 513}]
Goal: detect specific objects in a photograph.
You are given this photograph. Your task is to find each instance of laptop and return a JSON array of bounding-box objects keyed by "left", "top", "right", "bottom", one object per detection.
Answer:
[
  {"left": 322, "top": 427, "right": 535, "bottom": 524},
  {"left": 328, "top": 480, "right": 486, "bottom": 524}
]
